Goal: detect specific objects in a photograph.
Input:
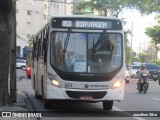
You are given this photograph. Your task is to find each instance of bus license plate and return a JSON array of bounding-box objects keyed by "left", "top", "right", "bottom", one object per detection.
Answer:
[{"left": 79, "top": 96, "right": 93, "bottom": 100}]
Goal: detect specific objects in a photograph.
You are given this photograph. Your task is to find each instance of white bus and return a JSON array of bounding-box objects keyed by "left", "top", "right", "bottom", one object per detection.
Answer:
[{"left": 31, "top": 15, "right": 125, "bottom": 110}]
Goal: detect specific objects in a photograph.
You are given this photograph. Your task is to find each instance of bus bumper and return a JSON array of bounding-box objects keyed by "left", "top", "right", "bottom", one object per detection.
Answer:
[{"left": 45, "top": 84, "right": 124, "bottom": 101}]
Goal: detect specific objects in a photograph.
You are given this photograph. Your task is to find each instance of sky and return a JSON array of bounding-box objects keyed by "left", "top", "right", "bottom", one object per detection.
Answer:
[{"left": 119, "top": 9, "right": 157, "bottom": 52}]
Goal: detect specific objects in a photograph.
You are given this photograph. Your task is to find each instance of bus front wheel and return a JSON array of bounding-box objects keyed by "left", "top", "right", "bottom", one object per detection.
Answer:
[
  {"left": 44, "top": 100, "right": 52, "bottom": 109},
  {"left": 103, "top": 101, "right": 113, "bottom": 110},
  {"left": 35, "top": 91, "right": 41, "bottom": 99}
]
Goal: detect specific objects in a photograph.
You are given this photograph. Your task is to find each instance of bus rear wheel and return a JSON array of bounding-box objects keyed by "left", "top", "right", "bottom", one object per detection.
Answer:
[{"left": 103, "top": 101, "right": 113, "bottom": 110}]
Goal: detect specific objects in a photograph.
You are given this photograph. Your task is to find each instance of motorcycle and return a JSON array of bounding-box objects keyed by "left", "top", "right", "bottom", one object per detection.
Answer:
[{"left": 137, "top": 73, "right": 149, "bottom": 94}]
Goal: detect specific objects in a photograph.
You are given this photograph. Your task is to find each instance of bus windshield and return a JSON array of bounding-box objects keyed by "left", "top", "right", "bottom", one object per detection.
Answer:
[{"left": 50, "top": 31, "right": 123, "bottom": 73}]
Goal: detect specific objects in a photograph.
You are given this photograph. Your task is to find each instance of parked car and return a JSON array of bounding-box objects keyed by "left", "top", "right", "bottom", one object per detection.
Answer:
[
  {"left": 132, "top": 62, "right": 141, "bottom": 65},
  {"left": 131, "top": 65, "right": 141, "bottom": 78},
  {"left": 16, "top": 59, "right": 26, "bottom": 70},
  {"left": 144, "top": 63, "right": 160, "bottom": 81},
  {"left": 125, "top": 68, "right": 129, "bottom": 83},
  {"left": 26, "top": 65, "right": 31, "bottom": 79}
]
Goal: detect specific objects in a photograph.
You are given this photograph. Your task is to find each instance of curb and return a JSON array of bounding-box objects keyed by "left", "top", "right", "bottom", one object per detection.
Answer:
[
  {"left": 23, "top": 91, "right": 36, "bottom": 111},
  {"left": 23, "top": 91, "right": 40, "bottom": 120}
]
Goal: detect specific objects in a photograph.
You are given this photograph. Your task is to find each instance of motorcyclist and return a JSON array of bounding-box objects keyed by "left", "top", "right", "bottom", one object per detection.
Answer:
[{"left": 136, "top": 64, "right": 149, "bottom": 89}]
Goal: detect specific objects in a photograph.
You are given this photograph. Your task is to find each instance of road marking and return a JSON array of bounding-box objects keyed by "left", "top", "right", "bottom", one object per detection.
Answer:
[
  {"left": 153, "top": 97, "right": 160, "bottom": 101},
  {"left": 113, "top": 106, "right": 146, "bottom": 120}
]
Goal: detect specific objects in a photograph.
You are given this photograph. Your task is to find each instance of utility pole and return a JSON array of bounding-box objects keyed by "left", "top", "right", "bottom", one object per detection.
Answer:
[{"left": 10, "top": 0, "right": 16, "bottom": 103}]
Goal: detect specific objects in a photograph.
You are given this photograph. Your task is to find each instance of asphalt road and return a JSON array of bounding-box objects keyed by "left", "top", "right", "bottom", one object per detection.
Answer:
[{"left": 16, "top": 69, "right": 160, "bottom": 120}]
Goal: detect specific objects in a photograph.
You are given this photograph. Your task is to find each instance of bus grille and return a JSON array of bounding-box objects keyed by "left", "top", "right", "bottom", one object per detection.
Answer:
[{"left": 66, "top": 91, "right": 107, "bottom": 99}]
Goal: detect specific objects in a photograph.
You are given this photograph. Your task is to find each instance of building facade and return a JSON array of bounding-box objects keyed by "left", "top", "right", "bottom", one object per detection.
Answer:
[{"left": 16, "top": 0, "right": 73, "bottom": 58}]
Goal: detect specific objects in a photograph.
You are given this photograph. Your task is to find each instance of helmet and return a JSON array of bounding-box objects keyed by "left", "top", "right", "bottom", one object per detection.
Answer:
[{"left": 140, "top": 64, "right": 145, "bottom": 69}]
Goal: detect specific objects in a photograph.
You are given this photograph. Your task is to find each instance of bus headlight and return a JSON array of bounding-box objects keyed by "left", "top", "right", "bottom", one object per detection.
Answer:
[
  {"left": 48, "top": 73, "right": 62, "bottom": 88},
  {"left": 112, "top": 78, "right": 125, "bottom": 89},
  {"left": 51, "top": 80, "right": 61, "bottom": 87},
  {"left": 113, "top": 81, "right": 121, "bottom": 88}
]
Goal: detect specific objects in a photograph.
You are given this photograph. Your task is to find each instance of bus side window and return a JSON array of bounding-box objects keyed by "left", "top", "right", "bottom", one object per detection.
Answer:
[
  {"left": 42, "top": 30, "right": 46, "bottom": 55},
  {"left": 45, "top": 27, "right": 49, "bottom": 49},
  {"left": 37, "top": 34, "right": 41, "bottom": 60},
  {"left": 32, "top": 40, "right": 35, "bottom": 61},
  {"left": 46, "top": 26, "right": 49, "bottom": 40},
  {"left": 40, "top": 32, "right": 44, "bottom": 56},
  {"left": 43, "top": 29, "right": 47, "bottom": 63},
  {"left": 35, "top": 37, "right": 38, "bottom": 60}
]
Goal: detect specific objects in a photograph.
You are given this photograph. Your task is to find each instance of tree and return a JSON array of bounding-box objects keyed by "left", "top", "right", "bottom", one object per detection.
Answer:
[
  {"left": 124, "top": 30, "right": 132, "bottom": 66},
  {"left": 76, "top": 0, "right": 160, "bottom": 17},
  {"left": 128, "top": 0, "right": 160, "bottom": 15},
  {"left": 28, "top": 35, "right": 35, "bottom": 47},
  {"left": 145, "top": 15, "right": 160, "bottom": 60},
  {"left": 76, "top": 0, "right": 131, "bottom": 17},
  {"left": 0, "top": 0, "right": 12, "bottom": 106},
  {"left": 132, "top": 56, "right": 141, "bottom": 62},
  {"left": 145, "top": 25, "right": 160, "bottom": 45},
  {"left": 138, "top": 51, "right": 148, "bottom": 62}
]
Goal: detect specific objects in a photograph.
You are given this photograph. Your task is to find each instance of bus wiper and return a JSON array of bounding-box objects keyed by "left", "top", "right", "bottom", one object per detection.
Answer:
[
  {"left": 92, "top": 30, "right": 106, "bottom": 53},
  {"left": 63, "top": 29, "right": 71, "bottom": 53}
]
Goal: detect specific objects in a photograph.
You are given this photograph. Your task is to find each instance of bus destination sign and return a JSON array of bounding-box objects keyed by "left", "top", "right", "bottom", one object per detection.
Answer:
[
  {"left": 52, "top": 18, "right": 122, "bottom": 30},
  {"left": 62, "top": 20, "right": 111, "bottom": 29}
]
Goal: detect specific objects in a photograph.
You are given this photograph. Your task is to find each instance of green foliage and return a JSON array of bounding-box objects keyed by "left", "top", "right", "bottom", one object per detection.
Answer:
[
  {"left": 145, "top": 15, "right": 160, "bottom": 60},
  {"left": 124, "top": 29, "right": 132, "bottom": 65},
  {"left": 133, "top": 57, "right": 141, "bottom": 62},
  {"left": 131, "top": 0, "right": 160, "bottom": 15},
  {"left": 145, "top": 26, "right": 160, "bottom": 44},
  {"left": 124, "top": 29, "right": 131, "bottom": 42},
  {"left": 138, "top": 51, "right": 147, "bottom": 57},
  {"left": 151, "top": 60, "right": 160, "bottom": 65},
  {"left": 28, "top": 35, "right": 35, "bottom": 47},
  {"left": 125, "top": 46, "right": 131, "bottom": 63},
  {"left": 76, "top": 0, "right": 160, "bottom": 17},
  {"left": 145, "top": 15, "right": 160, "bottom": 44},
  {"left": 137, "top": 51, "right": 150, "bottom": 62},
  {"left": 76, "top": 0, "right": 131, "bottom": 17}
]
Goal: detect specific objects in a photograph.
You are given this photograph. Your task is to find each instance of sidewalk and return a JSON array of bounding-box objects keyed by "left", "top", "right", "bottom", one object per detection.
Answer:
[{"left": 0, "top": 91, "right": 38, "bottom": 120}]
